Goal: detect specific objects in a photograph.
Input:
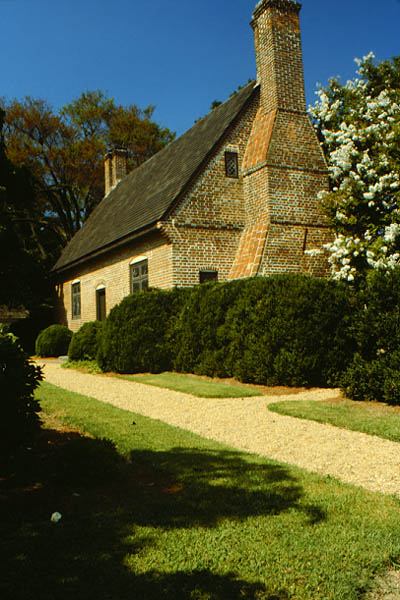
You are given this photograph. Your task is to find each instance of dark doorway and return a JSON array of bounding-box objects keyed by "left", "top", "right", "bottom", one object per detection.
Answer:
[{"left": 96, "top": 288, "right": 106, "bottom": 321}]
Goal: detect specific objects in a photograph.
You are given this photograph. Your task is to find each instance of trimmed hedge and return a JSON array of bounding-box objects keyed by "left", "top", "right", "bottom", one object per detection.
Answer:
[
  {"left": 224, "top": 275, "right": 355, "bottom": 387},
  {"left": 35, "top": 324, "right": 73, "bottom": 357},
  {"left": 68, "top": 321, "right": 104, "bottom": 361},
  {"left": 0, "top": 328, "right": 42, "bottom": 457},
  {"left": 341, "top": 269, "right": 400, "bottom": 404},
  {"left": 95, "top": 271, "right": 400, "bottom": 400},
  {"left": 98, "top": 288, "right": 186, "bottom": 374},
  {"left": 172, "top": 275, "right": 354, "bottom": 387},
  {"left": 172, "top": 279, "right": 247, "bottom": 377},
  {"left": 97, "top": 276, "right": 354, "bottom": 388}
]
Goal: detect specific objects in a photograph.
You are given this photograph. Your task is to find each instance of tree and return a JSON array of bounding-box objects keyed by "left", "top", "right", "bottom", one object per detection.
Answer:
[
  {"left": 309, "top": 53, "right": 400, "bottom": 282},
  {"left": 0, "top": 108, "right": 54, "bottom": 310},
  {"left": 0, "top": 326, "right": 43, "bottom": 458},
  {"left": 1, "top": 91, "right": 175, "bottom": 251}
]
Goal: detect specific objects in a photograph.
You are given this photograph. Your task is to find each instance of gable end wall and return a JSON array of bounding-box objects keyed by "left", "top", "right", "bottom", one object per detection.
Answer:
[{"left": 158, "top": 92, "right": 259, "bottom": 287}]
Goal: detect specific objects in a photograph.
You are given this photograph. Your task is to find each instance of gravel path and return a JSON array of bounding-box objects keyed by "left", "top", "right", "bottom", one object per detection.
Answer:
[{"left": 40, "top": 362, "right": 400, "bottom": 498}]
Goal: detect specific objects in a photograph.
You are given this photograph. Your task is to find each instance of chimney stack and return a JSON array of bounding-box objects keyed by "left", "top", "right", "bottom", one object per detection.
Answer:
[
  {"left": 251, "top": 0, "right": 305, "bottom": 113},
  {"left": 104, "top": 149, "right": 127, "bottom": 196}
]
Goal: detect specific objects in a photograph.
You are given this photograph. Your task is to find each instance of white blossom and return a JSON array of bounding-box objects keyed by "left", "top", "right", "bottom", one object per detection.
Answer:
[{"left": 310, "top": 53, "right": 400, "bottom": 280}]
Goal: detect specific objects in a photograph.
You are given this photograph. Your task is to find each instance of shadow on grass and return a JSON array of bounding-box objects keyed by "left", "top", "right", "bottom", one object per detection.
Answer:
[
  {"left": 126, "top": 447, "right": 326, "bottom": 528},
  {"left": 0, "top": 427, "right": 323, "bottom": 600}
]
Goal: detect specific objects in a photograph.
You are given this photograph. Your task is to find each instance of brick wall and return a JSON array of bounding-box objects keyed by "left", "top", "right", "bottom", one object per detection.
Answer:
[
  {"left": 159, "top": 93, "right": 259, "bottom": 287},
  {"left": 230, "top": 0, "right": 332, "bottom": 279},
  {"left": 57, "top": 233, "right": 172, "bottom": 331},
  {"left": 251, "top": 0, "right": 304, "bottom": 113},
  {"left": 258, "top": 224, "right": 331, "bottom": 277}
]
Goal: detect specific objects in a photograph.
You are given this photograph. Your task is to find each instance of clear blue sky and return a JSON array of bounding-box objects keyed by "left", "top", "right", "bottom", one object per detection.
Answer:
[{"left": 1, "top": 0, "right": 399, "bottom": 136}]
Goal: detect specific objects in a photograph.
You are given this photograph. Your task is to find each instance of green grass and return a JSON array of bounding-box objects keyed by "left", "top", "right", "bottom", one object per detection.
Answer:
[
  {"left": 1, "top": 381, "right": 400, "bottom": 600},
  {"left": 62, "top": 359, "right": 103, "bottom": 374},
  {"left": 268, "top": 399, "right": 400, "bottom": 443},
  {"left": 118, "top": 371, "right": 263, "bottom": 398},
  {"left": 62, "top": 362, "right": 262, "bottom": 398}
]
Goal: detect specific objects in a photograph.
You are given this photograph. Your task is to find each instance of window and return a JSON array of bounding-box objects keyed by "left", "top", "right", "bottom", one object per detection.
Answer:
[
  {"left": 130, "top": 259, "right": 149, "bottom": 293},
  {"left": 71, "top": 282, "right": 81, "bottom": 319},
  {"left": 199, "top": 270, "right": 218, "bottom": 284},
  {"left": 225, "top": 151, "right": 239, "bottom": 178},
  {"left": 96, "top": 288, "right": 106, "bottom": 322}
]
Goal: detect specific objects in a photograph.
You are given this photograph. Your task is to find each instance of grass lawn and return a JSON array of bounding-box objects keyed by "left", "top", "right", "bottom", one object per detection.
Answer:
[
  {"left": 62, "top": 361, "right": 263, "bottom": 398},
  {"left": 268, "top": 398, "right": 400, "bottom": 443},
  {"left": 118, "top": 371, "right": 263, "bottom": 398},
  {"left": 1, "top": 381, "right": 400, "bottom": 600}
]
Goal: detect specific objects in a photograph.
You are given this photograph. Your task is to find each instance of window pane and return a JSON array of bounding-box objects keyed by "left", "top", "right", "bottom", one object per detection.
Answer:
[
  {"left": 71, "top": 283, "right": 81, "bottom": 318},
  {"left": 225, "top": 152, "right": 238, "bottom": 178},
  {"left": 131, "top": 260, "right": 149, "bottom": 293}
]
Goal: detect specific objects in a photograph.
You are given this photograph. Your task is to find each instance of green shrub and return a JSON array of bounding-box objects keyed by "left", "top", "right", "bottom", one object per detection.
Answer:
[
  {"left": 0, "top": 327, "right": 42, "bottom": 457},
  {"left": 98, "top": 288, "right": 182, "bottom": 373},
  {"left": 341, "top": 354, "right": 385, "bottom": 402},
  {"left": 171, "top": 275, "right": 354, "bottom": 387},
  {"left": 35, "top": 324, "right": 73, "bottom": 357},
  {"left": 172, "top": 279, "right": 248, "bottom": 377},
  {"left": 224, "top": 275, "right": 354, "bottom": 387},
  {"left": 68, "top": 321, "right": 104, "bottom": 361},
  {"left": 341, "top": 269, "right": 400, "bottom": 404}
]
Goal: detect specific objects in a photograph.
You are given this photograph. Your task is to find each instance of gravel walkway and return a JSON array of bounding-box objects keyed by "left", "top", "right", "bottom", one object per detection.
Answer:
[{"left": 40, "top": 362, "right": 400, "bottom": 498}]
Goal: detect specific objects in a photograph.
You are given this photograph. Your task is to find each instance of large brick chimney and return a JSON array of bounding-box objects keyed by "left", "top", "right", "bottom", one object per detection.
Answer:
[
  {"left": 251, "top": 0, "right": 305, "bottom": 113},
  {"left": 104, "top": 148, "right": 127, "bottom": 196},
  {"left": 230, "top": 0, "right": 332, "bottom": 280}
]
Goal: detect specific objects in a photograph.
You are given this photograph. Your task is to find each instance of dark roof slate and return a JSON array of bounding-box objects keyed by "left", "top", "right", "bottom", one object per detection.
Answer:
[{"left": 54, "top": 81, "right": 257, "bottom": 271}]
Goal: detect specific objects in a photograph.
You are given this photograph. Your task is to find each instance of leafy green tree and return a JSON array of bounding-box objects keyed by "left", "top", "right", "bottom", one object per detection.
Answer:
[
  {"left": 1, "top": 91, "right": 175, "bottom": 249},
  {"left": 309, "top": 54, "right": 400, "bottom": 281}
]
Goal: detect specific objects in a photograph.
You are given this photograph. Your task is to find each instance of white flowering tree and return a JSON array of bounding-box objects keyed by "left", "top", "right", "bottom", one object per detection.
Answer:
[{"left": 309, "top": 53, "right": 400, "bottom": 281}]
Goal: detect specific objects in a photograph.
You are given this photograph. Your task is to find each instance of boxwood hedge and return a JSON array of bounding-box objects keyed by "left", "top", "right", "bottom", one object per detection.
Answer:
[
  {"left": 93, "top": 270, "right": 400, "bottom": 399},
  {"left": 35, "top": 324, "right": 73, "bottom": 357},
  {"left": 68, "top": 321, "right": 104, "bottom": 361},
  {"left": 98, "top": 288, "right": 186, "bottom": 374},
  {"left": 341, "top": 269, "right": 400, "bottom": 404}
]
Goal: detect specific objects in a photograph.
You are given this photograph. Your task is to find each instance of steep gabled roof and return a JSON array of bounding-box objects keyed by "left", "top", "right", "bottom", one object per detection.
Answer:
[{"left": 54, "top": 81, "right": 257, "bottom": 272}]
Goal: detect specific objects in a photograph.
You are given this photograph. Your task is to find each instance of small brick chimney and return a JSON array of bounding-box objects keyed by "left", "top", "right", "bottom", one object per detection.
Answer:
[
  {"left": 104, "top": 149, "right": 127, "bottom": 196},
  {"left": 251, "top": 0, "right": 305, "bottom": 113}
]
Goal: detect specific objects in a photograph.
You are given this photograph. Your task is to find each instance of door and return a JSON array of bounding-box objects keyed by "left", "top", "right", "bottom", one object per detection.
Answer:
[{"left": 96, "top": 288, "right": 106, "bottom": 321}]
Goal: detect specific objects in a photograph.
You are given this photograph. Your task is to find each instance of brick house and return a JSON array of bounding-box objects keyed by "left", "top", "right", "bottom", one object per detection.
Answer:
[{"left": 53, "top": 0, "right": 331, "bottom": 331}]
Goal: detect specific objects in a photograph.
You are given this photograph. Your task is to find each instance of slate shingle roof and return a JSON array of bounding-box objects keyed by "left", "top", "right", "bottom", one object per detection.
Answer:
[{"left": 54, "top": 81, "right": 257, "bottom": 272}]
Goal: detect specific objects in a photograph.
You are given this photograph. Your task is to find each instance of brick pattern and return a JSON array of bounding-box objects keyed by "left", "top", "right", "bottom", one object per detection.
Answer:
[
  {"left": 158, "top": 94, "right": 259, "bottom": 287},
  {"left": 104, "top": 149, "right": 128, "bottom": 196},
  {"left": 57, "top": 234, "right": 172, "bottom": 331},
  {"left": 232, "top": 0, "right": 331, "bottom": 278},
  {"left": 258, "top": 224, "right": 331, "bottom": 277},
  {"left": 267, "top": 111, "right": 327, "bottom": 171},
  {"left": 242, "top": 108, "right": 276, "bottom": 171},
  {"left": 229, "top": 222, "right": 269, "bottom": 279},
  {"left": 251, "top": 0, "right": 305, "bottom": 113}
]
